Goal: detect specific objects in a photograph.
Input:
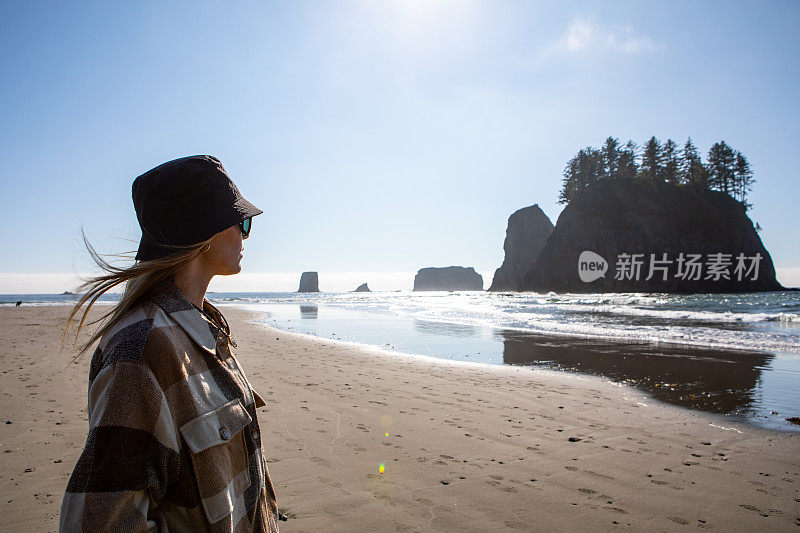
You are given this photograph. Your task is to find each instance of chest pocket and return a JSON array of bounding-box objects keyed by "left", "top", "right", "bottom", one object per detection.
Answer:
[{"left": 179, "top": 399, "right": 253, "bottom": 524}]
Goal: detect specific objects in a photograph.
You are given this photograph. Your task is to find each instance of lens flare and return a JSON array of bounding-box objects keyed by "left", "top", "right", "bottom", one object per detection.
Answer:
[{"left": 379, "top": 463, "right": 385, "bottom": 474}]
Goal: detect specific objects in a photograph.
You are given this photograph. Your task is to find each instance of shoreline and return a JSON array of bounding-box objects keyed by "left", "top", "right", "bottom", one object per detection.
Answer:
[
  {"left": 0, "top": 306, "right": 798, "bottom": 531},
  {"left": 234, "top": 302, "right": 800, "bottom": 433},
  {"left": 244, "top": 310, "right": 764, "bottom": 432}
]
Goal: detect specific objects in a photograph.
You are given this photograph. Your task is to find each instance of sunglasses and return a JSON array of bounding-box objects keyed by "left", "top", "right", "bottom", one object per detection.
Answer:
[{"left": 239, "top": 217, "right": 252, "bottom": 239}]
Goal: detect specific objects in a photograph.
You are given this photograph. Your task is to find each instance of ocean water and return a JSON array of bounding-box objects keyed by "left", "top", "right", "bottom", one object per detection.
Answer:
[
  {"left": 209, "top": 290, "right": 800, "bottom": 354},
  {"left": 4, "top": 290, "right": 799, "bottom": 431}
]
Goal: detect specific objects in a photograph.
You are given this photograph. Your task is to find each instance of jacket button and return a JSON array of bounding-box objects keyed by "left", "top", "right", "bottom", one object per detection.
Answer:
[
  {"left": 219, "top": 427, "right": 230, "bottom": 440},
  {"left": 252, "top": 428, "right": 260, "bottom": 441}
]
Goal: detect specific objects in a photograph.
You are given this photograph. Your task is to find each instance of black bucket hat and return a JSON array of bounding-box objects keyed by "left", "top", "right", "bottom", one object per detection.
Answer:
[{"left": 132, "top": 155, "right": 263, "bottom": 261}]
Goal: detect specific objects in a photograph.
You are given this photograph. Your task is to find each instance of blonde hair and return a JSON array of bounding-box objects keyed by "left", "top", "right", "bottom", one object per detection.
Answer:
[{"left": 63, "top": 229, "right": 215, "bottom": 363}]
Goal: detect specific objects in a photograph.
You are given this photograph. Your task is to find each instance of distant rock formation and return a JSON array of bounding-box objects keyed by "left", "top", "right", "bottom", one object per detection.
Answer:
[
  {"left": 413, "top": 266, "right": 483, "bottom": 291},
  {"left": 519, "top": 180, "right": 783, "bottom": 293},
  {"left": 298, "top": 271, "right": 319, "bottom": 292},
  {"left": 489, "top": 205, "right": 554, "bottom": 291},
  {"left": 354, "top": 283, "right": 371, "bottom": 292}
]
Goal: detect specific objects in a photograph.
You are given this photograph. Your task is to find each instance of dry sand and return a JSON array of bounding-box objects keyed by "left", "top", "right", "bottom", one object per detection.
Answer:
[{"left": 0, "top": 305, "right": 798, "bottom": 532}]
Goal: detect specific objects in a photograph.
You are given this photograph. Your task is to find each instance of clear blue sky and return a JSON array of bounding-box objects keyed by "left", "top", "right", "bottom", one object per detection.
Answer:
[{"left": 1, "top": 1, "right": 798, "bottom": 291}]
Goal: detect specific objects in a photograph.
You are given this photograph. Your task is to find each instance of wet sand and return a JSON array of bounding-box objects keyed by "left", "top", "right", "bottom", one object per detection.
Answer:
[
  {"left": 499, "top": 329, "right": 800, "bottom": 428},
  {"left": 1, "top": 306, "right": 798, "bottom": 531}
]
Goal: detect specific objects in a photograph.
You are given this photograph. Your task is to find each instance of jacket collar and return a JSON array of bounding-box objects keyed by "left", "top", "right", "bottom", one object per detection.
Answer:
[
  {"left": 151, "top": 278, "right": 217, "bottom": 355},
  {"left": 150, "top": 277, "right": 267, "bottom": 409}
]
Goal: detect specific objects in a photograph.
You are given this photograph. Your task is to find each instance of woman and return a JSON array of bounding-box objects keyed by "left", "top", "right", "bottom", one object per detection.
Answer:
[{"left": 60, "top": 155, "right": 279, "bottom": 532}]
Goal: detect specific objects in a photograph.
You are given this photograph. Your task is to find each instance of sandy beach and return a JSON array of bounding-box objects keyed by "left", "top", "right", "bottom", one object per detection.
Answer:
[{"left": 1, "top": 305, "right": 798, "bottom": 532}]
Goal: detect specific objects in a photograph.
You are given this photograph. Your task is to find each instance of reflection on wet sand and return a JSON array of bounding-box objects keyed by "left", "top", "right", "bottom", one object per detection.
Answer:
[
  {"left": 500, "top": 330, "right": 773, "bottom": 416},
  {"left": 413, "top": 319, "right": 478, "bottom": 338},
  {"left": 300, "top": 305, "right": 318, "bottom": 319}
]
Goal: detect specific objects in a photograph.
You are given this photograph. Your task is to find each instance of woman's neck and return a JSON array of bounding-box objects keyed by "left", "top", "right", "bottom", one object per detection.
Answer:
[{"left": 173, "top": 262, "right": 214, "bottom": 308}]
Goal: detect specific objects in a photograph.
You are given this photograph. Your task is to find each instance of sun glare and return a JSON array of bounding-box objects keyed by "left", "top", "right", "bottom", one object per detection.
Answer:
[{"left": 380, "top": 0, "right": 478, "bottom": 48}]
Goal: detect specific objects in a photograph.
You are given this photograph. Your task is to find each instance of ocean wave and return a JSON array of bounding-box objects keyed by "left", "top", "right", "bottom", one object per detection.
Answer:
[{"left": 551, "top": 303, "right": 800, "bottom": 324}]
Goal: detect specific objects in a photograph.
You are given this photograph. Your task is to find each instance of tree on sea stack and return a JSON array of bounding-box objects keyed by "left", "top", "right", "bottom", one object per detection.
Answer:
[
  {"left": 557, "top": 135, "right": 756, "bottom": 210},
  {"left": 706, "top": 140, "right": 737, "bottom": 195},
  {"left": 558, "top": 147, "right": 603, "bottom": 204},
  {"left": 639, "top": 136, "right": 664, "bottom": 184},
  {"left": 618, "top": 140, "right": 639, "bottom": 180},
  {"left": 734, "top": 151, "right": 755, "bottom": 208},
  {"left": 662, "top": 139, "right": 680, "bottom": 184},
  {"left": 680, "top": 138, "right": 707, "bottom": 187},
  {"left": 601, "top": 136, "right": 621, "bottom": 178}
]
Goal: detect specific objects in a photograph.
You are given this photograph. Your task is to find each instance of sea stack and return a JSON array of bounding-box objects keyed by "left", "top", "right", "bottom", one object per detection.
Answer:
[
  {"left": 354, "top": 283, "right": 371, "bottom": 292},
  {"left": 519, "top": 180, "right": 783, "bottom": 293},
  {"left": 298, "top": 271, "right": 320, "bottom": 292},
  {"left": 413, "top": 266, "right": 483, "bottom": 291},
  {"left": 489, "top": 204, "right": 554, "bottom": 291}
]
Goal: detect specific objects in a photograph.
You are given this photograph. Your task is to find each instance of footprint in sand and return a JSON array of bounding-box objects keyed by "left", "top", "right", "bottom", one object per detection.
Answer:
[
  {"left": 667, "top": 516, "right": 689, "bottom": 525},
  {"left": 739, "top": 504, "right": 779, "bottom": 517}
]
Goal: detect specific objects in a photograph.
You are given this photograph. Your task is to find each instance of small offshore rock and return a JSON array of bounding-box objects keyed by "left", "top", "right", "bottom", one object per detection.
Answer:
[{"left": 413, "top": 266, "right": 483, "bottom": 291}]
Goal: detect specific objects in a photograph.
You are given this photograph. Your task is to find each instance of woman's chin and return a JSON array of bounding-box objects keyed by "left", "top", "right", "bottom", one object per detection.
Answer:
[{"left": 219, "top": 263, "right": 243, "bottom": 276}]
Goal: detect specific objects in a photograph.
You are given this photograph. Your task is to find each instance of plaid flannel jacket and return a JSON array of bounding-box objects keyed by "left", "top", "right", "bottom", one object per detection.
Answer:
[{"left": 60, "top": 280, "right": 279, "bottom": 532}]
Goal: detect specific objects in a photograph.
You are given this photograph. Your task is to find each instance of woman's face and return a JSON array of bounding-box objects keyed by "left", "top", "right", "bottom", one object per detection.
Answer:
[{"left": 201, "top": 224, "right": 244, "bottom": 276}]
